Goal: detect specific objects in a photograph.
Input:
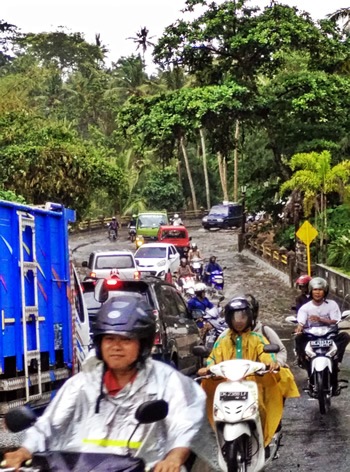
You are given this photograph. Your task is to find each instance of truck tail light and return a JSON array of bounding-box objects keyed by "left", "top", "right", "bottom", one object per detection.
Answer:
[{"left": 90, "top": 272, "right": 97, "bottom": 278}]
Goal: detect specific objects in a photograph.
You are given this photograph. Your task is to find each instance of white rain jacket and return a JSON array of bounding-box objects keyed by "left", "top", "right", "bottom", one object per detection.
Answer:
[{"left": 22, "top": 357, "right": 218, "bottom": 469}]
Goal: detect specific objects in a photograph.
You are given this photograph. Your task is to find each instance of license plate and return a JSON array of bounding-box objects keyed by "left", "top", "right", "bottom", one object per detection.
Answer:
[
  {"left": 220, "top": 391, "right": 248, "bottom": 401},
  {"left": 310, "top": 339, "right": 333, "bottom": 348}
]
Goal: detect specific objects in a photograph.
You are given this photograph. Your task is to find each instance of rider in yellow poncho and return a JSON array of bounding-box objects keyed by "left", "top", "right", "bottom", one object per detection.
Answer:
[{"left": 198, "top": 294, "right": 299, "bottom": 447}]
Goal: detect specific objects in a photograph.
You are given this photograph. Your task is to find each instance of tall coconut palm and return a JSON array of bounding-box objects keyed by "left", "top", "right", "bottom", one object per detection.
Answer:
[
  {"left": 327, "top": 8, "right": 350, "bottom": 33},
  {"left": 127, "top": 27, "right": 155, "bottom": 58}
]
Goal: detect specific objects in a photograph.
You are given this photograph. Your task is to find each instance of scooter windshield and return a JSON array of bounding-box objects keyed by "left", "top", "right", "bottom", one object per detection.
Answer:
[{"left": 210, "top": 359, "right": 265, "bottom": 381}]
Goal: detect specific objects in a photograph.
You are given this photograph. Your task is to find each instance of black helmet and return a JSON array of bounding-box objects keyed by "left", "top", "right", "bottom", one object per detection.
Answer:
[
  {"left": 209, "top": 255, "right": 216, "bottom": 264},
  {"left": 224, "top": 295, "right": 255, "bottom": 331},
  {"left": 309, "top": 277, "right": 329, "bottom": 298},
  {"left": 93, "top": 295, "right": 156, "bottom": 363}
]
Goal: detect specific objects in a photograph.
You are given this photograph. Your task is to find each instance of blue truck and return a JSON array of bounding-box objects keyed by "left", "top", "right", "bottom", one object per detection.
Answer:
[{"left": 0, "top": 200, "right": 90, "bottom": 414}]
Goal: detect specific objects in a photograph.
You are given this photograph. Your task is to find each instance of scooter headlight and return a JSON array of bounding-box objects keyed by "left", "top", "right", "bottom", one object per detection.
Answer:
[
  {"left": 242, "top": 402, "right": 258, "bottom": 419},
  {"left": 305, "top": 342, "right": 316, "bottom": 359}
]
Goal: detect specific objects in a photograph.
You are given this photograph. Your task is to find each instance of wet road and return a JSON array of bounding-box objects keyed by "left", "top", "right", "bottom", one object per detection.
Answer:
[
  {"left": 2, "top": 225, "right": 349, "bottom": 471},
  {"left": 71, "top": 225, "right": 350, "bottom": 471}
]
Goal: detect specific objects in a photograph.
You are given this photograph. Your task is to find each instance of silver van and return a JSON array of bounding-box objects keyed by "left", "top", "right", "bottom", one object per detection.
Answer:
[{"left": 82, "top": 250, "right": 139, "bottom": 280}]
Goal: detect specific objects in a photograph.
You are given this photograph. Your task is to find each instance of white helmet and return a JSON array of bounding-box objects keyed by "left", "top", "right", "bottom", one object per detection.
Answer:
[
  {"left": 174, "top": 213, "right": 179, "bottom": 219},
  {"left": 194, "top": 283, "right": 207, "bottom": 293}
]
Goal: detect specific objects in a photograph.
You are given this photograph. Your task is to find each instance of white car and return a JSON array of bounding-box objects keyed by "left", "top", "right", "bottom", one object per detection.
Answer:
[
  {"left": 134, "top": 242, "right": 180, "bottom": 281},
  {"left": 82, "top": 250, "right": 139, "bottom": 280}
]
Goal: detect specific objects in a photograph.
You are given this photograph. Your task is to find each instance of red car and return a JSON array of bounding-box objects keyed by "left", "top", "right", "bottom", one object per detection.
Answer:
[{"left": 157, "top": 225, "right": 191, "bottom": 259}]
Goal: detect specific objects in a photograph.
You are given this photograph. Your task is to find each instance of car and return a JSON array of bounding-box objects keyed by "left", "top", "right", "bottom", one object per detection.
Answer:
[
  {"left": 92, "top": 277, "right": 201, "bottom": 376},
  {"left": 202, "top": 202, "right": 243, "bottom": 230},
  {"left": 81, "top": 250, "right": 140, "bottom": 280},
  {"left": 157, "top": 225, "right": 191, "bottom": 258},
  {"left": 134, "top": 242, "right": 180, "bottom": 282}
]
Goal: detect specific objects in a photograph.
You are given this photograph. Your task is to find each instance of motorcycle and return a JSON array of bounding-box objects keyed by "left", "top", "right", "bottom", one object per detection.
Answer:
[
  {"left": 193, "top": 345, "right": 281, "bottom": 472},
  {"left": 192, "top": 300, "right": 227, "bottom": 351},
  {"left": 2, "top": 399, "right": 168, "bottom": 472},
  {"left": 286, "top": 310, "right": 350, "bottom": 414},
  {"left": 207, "top": 267, "right": 226, "bottom": 295},
  {"left": 191, "top": 257, "right": 203, "bottom": 281},
  {"left": 179, "top": 275, "right": 196, "bottom": 299},
  {"left": 108, "top": 227, "right": 117, "bottom": 241},
  {"left": 128, "top": 225, "right": 136, "bottom": 243}
]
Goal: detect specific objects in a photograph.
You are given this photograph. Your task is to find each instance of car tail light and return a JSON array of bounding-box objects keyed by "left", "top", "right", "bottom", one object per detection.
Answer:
[
  {"left": 90, "top": 272, "right": 97, "bottom": 278},
  {"left": 152, "top": 309, "right": 159, "bottom": 320},
  {"left": 134, "top": 271, "right": 141, "bottom": 280}
]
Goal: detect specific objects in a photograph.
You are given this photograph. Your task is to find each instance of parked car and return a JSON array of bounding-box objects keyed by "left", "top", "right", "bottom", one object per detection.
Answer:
[
  {"left": 157, "top": 225, "right": 191, "bottom": 259},
  {"left": 92, "top": 277, "right": 201, "bottom": 376},
  {"left": 202, "top": 202, "right": 243, "bottom": 230},
  {"left": 82, "top": 250, "right": 140, "bottom": 280},
  {"left": 134, "top": 242, "right": 180, "bottom": 282}
]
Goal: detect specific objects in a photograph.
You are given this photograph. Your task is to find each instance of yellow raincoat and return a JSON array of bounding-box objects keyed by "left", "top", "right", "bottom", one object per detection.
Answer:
[{"left": 202, "top": 329, "right": 299, "bottom": 446}]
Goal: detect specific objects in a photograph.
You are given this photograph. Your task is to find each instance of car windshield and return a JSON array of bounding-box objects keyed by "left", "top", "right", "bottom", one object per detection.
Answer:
[
  {"left": 95, "top": 255, "right": 135, "bottom": 269},
  {"left": 160, "top": 230, "right": 187, "bottom": 239},
  {"left": 138, "top": 215, "right": 166, "bottom": 228},
  {"left": 209, "top": 206, "right": 228, "bottom": 217},
  {"left": 136, "top": 247, "right": 167, "bottom": 258}
]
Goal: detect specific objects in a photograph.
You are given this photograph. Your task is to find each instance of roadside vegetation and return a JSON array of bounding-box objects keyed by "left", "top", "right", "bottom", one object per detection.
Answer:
[{"left": 1, "top": 1, "right": 350, "bottom": 269}]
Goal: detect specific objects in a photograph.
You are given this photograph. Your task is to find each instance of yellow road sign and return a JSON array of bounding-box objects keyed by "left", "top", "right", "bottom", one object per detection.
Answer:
[{"left": 296, "top": 221, "right": 318, "bottom": 245}]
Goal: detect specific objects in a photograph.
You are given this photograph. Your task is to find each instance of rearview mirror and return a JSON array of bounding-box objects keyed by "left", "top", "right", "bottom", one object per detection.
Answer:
[
  {"left": 135, "top": 400, "right": 168, "bottom": 424},
  {"left": 192, "top": 345, "right": 210, "bottom": 358},
  {"left": 5, "top": 406, "right": 37, "bottom": 433},
  {"left": 263, "top": 343, "right": 280, "bottom": 354}
]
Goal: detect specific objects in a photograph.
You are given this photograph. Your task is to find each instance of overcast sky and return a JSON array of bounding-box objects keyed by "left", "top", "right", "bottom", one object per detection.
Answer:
[{"left": 3, "top": 0, "right": 348, "bottom": 67}]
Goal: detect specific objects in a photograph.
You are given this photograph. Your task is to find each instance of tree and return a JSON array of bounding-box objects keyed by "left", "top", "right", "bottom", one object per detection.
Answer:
[
  {"left": 280, "top": 151, "right": 350, "bottom": 261},
  {"left": 127, "top": 27, "right": 155, "bottom": 57}
]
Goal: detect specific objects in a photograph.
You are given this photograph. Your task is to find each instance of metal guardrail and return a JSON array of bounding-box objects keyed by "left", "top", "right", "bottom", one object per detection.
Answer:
[{"left": 71, "top": 210, "right": 209, "bottom": 233}]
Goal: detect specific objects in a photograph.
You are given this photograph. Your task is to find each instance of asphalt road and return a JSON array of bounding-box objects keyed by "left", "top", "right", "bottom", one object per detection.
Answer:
[{"left": 1, "top": 225, "right": 349, "bottom": 472}]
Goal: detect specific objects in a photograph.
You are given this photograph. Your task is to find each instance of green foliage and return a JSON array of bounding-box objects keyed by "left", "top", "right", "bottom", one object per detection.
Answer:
[
  {"left": 327, "top": 230, "right": 350, "bottom": 269},
  {"left": 274, "top": 224, "right": 296, "bottom": 251},
  {"left": 0, "top": 188, "right": 26, "bottom": 203},
  {"left": 142, "top": 167, "right": 185, "bottom": 211}
]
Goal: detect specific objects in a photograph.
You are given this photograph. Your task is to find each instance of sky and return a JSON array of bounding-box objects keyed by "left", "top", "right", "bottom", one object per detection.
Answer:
[{"left": 3, "top": 0, "right": 349, "bottom": 68}]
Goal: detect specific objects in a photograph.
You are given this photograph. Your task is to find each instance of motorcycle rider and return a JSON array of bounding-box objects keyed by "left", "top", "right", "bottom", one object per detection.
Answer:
[
  {"left": 188, "top": 242, "right": 202, "bottom": 262},
  {"left": 295, "top": 274, "right": 312, "bottom": 313},
  {"left": 198, "top": 295, "right": 299, "bottom": 448},
  {"left": 108, "top": 216, "right": 119, "bottom": 238},
  {"left": 128, "top": 214, "right": 137, "bottom": 229},
  {"left": 204, "top": 255, "right": 222, "bottom": 285},
  {"left": 177, "top": 257, "right": 195, "bottom": 287},
  {"left": 188, "top": 283, "right": 214, "bottom": 313},
  {"left": 248, "top": 293, "right": 288, "bottom": 366},
  {"left": 295, "top": 276, "right": 350, "bottom": 394},
  {"left": 172, "top": 213, "right": 183, "bottom": 226},
  {"left": 4, "top": 295, "right": 217, "bottom": 472}
]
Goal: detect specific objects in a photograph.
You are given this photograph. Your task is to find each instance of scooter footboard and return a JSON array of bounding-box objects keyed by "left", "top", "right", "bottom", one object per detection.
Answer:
[
  {"left": 312, "top": 357, "right": 333, "bottom": 373},
  {"left": 223, "top": 422, "right": 251, "bottom": 441}
]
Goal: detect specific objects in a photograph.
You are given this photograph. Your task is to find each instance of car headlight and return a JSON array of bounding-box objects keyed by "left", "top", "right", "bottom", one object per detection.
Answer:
[
  {"left": 216, "top": 218, "right": 223, "bottom": 222},
  {"left": 158, "top": 271, "right": 165, "bottom": 277},
  {"left": 157, "top": 259, "right": 166, "bottom": 267},
  {"left": 202, "top": 216, "right": 208, "bottom": 222}
]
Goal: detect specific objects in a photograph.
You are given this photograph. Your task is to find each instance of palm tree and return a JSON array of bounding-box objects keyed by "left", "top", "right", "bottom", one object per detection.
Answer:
[
  {"left": 281, "top": 151, "right": 350, "bottom": 261},
  {"left": 127, "top": 27, "right": 155, "bottom": 57},
  {"left": 327, "top": 8, "right": 350, "bottom": 34}
]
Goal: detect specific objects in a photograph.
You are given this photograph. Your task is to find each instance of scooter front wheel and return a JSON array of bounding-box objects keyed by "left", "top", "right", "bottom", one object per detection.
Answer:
[
  {"left": 226, "top": 436, "right": 248, "bottom": 472},
  {"left": 316, "top": 370, "right": 331, "bottom": 414}
]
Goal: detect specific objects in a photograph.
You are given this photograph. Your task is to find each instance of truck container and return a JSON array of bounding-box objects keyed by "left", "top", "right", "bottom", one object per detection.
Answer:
[{"left": 0, "top": 200, "right": 90, "bottom": 414}]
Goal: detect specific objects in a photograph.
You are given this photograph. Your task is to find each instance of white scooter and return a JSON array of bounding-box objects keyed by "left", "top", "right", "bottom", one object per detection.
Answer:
[
  {"left": 194, "top": 345, "right": 281, "bottom": 472},
  {"left": 285, "top": 310, "right": 350, "bottom": 414}
]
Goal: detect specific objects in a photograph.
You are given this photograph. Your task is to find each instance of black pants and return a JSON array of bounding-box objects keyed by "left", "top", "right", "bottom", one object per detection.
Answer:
[{"left": 295, "top": 331, "right": 350, "bottom": 364}]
